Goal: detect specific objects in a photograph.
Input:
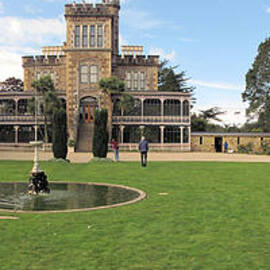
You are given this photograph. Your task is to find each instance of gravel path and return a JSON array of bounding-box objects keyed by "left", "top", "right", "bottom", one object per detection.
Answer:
[{"left": 0, "top": 151, "right": 270, "bottom": 163}]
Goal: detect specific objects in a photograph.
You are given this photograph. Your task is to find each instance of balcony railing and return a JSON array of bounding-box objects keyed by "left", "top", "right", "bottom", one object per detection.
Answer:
[
  {"left": 0, "top": 115, "right": 45, "bottom": 123},
  {"left": 112, "top": 116, "right": 190, "bottom": 124}
]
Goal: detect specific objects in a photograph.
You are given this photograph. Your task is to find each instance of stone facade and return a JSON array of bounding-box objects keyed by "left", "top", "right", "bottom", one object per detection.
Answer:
[{"left": 191, "top": 133, "right": 270, "bottom": 153}]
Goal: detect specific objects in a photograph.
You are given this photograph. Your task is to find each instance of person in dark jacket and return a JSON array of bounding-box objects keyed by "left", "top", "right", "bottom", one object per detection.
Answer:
[{"left": 138, "top": 136, "right": 149, "bottom": 167}]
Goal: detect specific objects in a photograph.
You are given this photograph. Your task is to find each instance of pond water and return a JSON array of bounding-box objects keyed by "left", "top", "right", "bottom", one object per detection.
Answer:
[{"left": 0, "top": 182, "right": 144, "bottom": 212}]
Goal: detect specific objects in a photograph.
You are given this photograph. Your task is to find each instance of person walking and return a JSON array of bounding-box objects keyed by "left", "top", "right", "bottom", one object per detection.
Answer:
[
  {"left": 111, "top": 139, "right": 119, "bottom": 162},
  {"left": 138, "top": 136, "right": 149, "bottom": 167}
]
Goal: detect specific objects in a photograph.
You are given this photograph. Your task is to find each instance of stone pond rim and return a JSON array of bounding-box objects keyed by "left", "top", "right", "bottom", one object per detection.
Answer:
[{"left": 0, "top": 181, "right": 146, "bottom": 214}]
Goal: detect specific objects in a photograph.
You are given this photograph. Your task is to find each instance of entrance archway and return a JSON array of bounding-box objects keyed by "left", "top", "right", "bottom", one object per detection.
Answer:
[{"left": 79, "top": 97, "right": 98, "bottom": 124}]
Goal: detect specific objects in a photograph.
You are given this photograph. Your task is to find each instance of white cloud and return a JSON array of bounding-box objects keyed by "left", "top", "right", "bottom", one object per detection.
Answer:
[
  {"left": 266, "top": 7, "right": 270, "bottom": 13},
  {"left": 193, "top": 105, "right": 248, "bottom": 126},
  {"left": 0, "top": 16, "right": 65, "bottom": 46},
  {"left": 0, "top": 2, "right": 3, "bottom": 14},
  {"left": 0, "top": 50, "right": 23, "bottom": 80},
  {"left": 149, "top": 47, "right": 177, "bottom": 62},
  {"left": 0, "top": 16, "right": 65, "bottom": 80},
  {"left": 191, "top": 80, "right": 244, "bottom": 91}
]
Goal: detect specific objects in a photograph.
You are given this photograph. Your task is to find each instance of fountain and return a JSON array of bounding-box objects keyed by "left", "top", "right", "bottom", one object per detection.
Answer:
[
  {"left": 0, "top": 89, "right": 145, "bottom": 213},
  {"left": 28, "top": 89, "right": 50, "bottom": 195}
]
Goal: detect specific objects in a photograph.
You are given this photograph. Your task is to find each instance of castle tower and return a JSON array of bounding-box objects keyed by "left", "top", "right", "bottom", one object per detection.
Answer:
[{"left": 64, "top": 1, "right": 120, "bottom": 139}]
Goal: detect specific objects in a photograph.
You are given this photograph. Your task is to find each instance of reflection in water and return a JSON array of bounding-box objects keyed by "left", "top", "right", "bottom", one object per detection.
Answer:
[{"left": 0, "top": 183, "right": 140, "bottom": 211}]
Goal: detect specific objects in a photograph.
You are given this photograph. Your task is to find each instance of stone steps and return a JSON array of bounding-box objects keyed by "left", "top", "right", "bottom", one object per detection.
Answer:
[{"left": 76, "top": 123, "right": 94, "bottom": 152}]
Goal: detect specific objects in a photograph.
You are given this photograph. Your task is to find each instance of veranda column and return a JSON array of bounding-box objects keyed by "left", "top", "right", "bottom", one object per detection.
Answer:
[
  {"left": 160, "top": 126, "right": 165, "bottom": 144},
  {"left": 188, "top": 126, "right": 191, "bottom": 151},
  {"left": 180, "top": 126, "right": 183, "bottom": 152},
  {"left": 120, "top": 125, "right": 124, "bottom": 144},
  {"left": 141, "top": 98, "right": 145, "bottom": 119},
  {"left": 161, "top": 99, "right": 164, "bottom": 118},
  {"left": 14, "top": 126, "right": 19, "bottom": 144},
  {"left": 15, "top": 98, "right": 18, "bottom": 116}
]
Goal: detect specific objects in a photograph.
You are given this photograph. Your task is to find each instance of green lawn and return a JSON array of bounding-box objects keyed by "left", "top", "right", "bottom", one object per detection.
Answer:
[{"left": 0, "top": 160, "right": 270, "bottom": 270}]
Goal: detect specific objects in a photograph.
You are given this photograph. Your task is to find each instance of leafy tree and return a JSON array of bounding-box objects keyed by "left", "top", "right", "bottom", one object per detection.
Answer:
[
  {"left": 191, "top": 114, "right": 208, "bottom": 132},
  {"left": 117, "top": 94, "right": 135, "bottom": 115},
  {"left": 191, "top": 107, "right": 226, "bottom": 132},
  {"left": 0, "top": 77, "right": 24, "bottom": 92},
  {"left": 200, "top": 107, "right": 226, "bottom": 122},
  {"left": 243, "top": 38, "right": 270, "bottom": 131},
  {"left": 52, "top": 108, "right": 67, "bottom": 159},
  {"left": 158, "top": 60, "right": 196, "bottom": 102},
  {"left": 99, "top": 76, "right": 125, "bottom": 137},
  {"left": 30, "top": 75, "right": 62, "bottom": 143},
  {"left": 92, "top": 109, "right": 109, "bottom": 158}
]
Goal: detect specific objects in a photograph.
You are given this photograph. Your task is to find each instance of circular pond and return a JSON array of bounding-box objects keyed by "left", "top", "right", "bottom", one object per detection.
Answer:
[{"left": 0, "top": 182, "right": 146, "bottom": 213}]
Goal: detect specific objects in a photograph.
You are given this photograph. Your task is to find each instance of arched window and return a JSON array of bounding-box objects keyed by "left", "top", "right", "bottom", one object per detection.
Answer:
[
  {"left": 18, "top": 99, "right": 29, "bottom": 115},
  {"left": 112, "top": 99, "right": 121, "bottom": 116},
  {"left": 80, "top": 65, "right": 88, "bottom": 83},
  {"left": 0, "top": 99, "right": 15, "bottom": 116},
  {"left": 183, "top": 100, "right": 189, "bottom": 116},
  {"left": 124, "top": 99, "right": 141, "bottom": 116},
  {"left": 164, "top": 126, "right": 180, "bottom": 143},
  {"left": 164, "top": 100, "right": 181, "bottom": 116},
  {"left": 183, "top": 127, "right": 189, "bottom": 143},
  {"left": 143, "top": 99, "right": 161, "bottom": 116}
]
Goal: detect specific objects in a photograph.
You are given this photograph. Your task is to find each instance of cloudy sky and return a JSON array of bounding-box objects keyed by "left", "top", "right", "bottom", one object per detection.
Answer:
[{"left": 0, "top": 0, "right": 269, "bottom": 125}]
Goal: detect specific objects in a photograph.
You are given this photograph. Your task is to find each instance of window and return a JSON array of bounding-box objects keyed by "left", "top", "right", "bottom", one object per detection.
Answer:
[
  {"left": 133, "top": 72, "right": 138, "bottom": 89},
  {"left": 80, "top": 66, "right": 88, "bottom": 83},
  {"left": 90, "top": 25, "right": 95, "bottom": 47},
  {"left": 237, "top": 137, "right": 240, "bottom": 145},
  {"left": 90, "top": 66, "right": 98, "bottom": 83},
  {"left": 125, "top": 71, "right": 146, "bottom": 90},
  {"left": 82, "top": 26, "right": 88, "bottom": 47},
  {"left": 183, "top": 100, "right": 189, "bottom": 116},
  {"left": 164, "top": 126, "right": 180, "bottom": 143},
  {"left": 75, "top": 26, "right": 80, "bottom": 47},
  {"left": 140, "top": 72, "right": 145, "bottom": 90},
  {"left": 126, "top": 72, "right": 131, "bottom": 89},
  {"left": 35, "top": 72, "right": 55, "bottom": 83},
  {"left": 97, "top": 25, "right": 103, "bottom": 47}
]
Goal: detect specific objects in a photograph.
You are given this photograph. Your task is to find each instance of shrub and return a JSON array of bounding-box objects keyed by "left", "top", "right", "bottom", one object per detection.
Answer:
[
  {"left": 261, "top": 141, "right": 270, "bottom": 155},
  {"left": 92, "top": 109, "right": 109, "bottom": 158},
  {"left": 52, "top": 108, "right": 67, "bottom": 159},
  {"left": 237, "top": 143, "right": 254, "bottom": 154}
]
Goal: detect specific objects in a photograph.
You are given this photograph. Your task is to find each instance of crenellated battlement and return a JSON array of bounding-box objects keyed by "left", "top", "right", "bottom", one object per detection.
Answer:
[
  {"left": 22, "top": 55, "right": 66, "bottom": 67},
  {"left": 65, "top": 1, "right": 120, "bottom": 18},
  {"left": 114, "top": 55, "right": 159, "bottom": 66}
]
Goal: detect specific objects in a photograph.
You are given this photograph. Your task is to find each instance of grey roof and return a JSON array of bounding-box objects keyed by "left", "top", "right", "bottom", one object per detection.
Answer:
[{"left": 191, "top": 132, "right": 270, "bottom": 137}]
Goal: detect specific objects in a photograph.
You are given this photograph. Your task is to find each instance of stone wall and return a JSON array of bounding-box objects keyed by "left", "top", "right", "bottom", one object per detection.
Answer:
[
  {"left": 22, "top": 56, "right": 66, "bottom": 92},
  {"left": 191, "top": 134, "right": 270, "bottom": 153}
]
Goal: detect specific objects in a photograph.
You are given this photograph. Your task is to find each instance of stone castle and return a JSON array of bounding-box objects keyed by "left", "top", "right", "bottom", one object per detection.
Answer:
[{"left": 0, "top": 0, "right": 191, "bottom": 152}]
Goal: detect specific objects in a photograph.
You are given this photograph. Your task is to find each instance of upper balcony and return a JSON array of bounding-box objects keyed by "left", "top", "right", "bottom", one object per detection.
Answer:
[{"left": 112, "top": 93, "right": 191, "bottom": 126}]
